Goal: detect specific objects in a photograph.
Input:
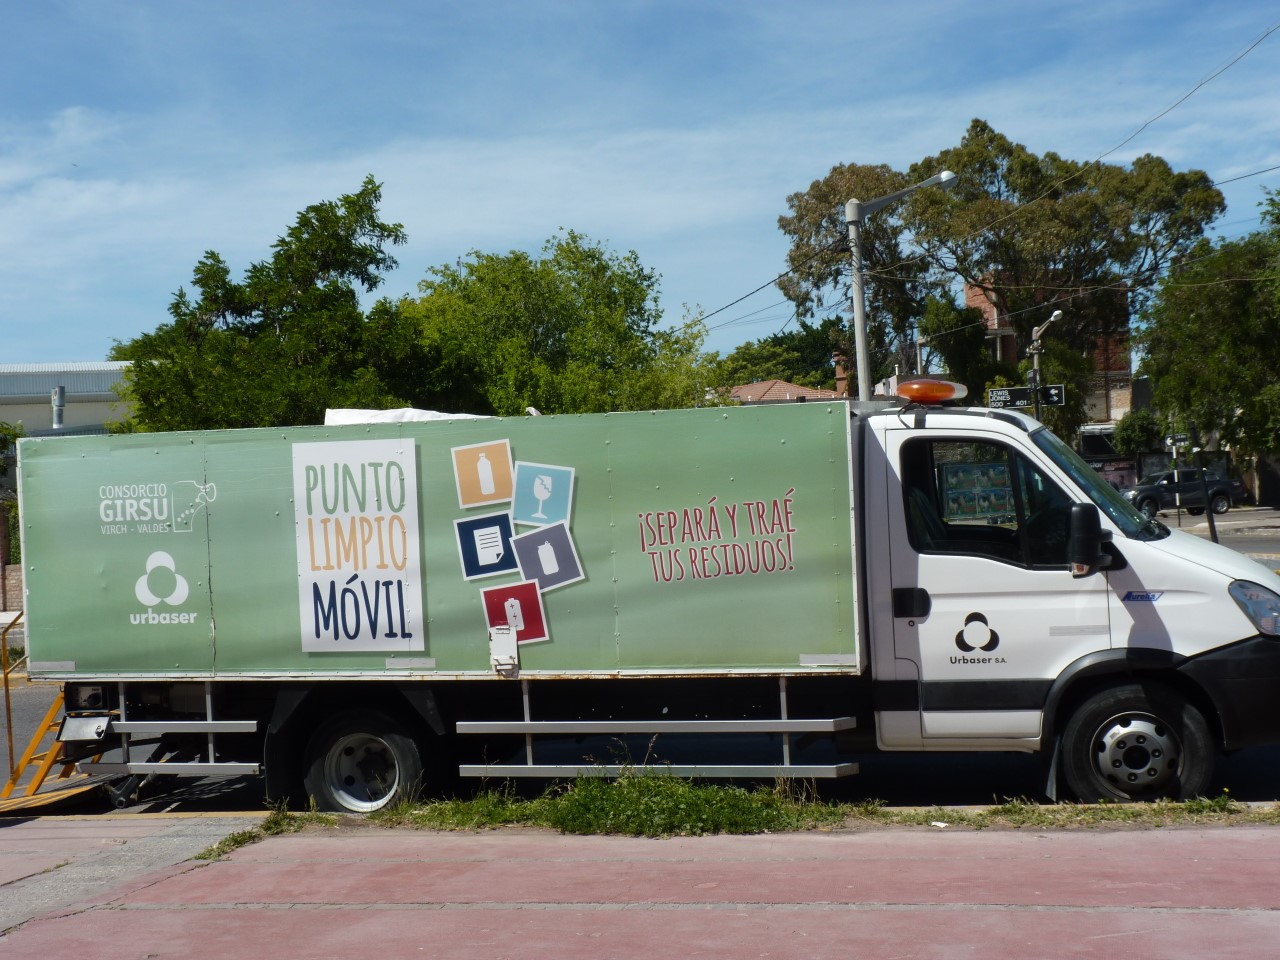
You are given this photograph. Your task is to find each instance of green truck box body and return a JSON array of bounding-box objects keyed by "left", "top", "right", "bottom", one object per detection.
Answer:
[{"left": 19, "top": 403, "right": 859, "bottom": 679}]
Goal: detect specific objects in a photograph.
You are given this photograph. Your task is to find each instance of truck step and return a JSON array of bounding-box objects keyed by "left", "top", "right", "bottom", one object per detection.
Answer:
[
  {"left": 112, "top": 721, "right": 259, "bottom": 734},
  {"left": 456, "top": 718, "right": 856, "bottom": 735},
  {"left": 81, "top": 762, "right": 260, "bottom": 777},
  {"left": 459, "top": 762, "right": 858, "bottom": 779}
]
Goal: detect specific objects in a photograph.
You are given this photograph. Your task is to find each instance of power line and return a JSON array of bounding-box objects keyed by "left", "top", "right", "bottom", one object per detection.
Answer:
[
  {"left": 698, "top": 275, "right": 793, "bottom": 326},
  {"left": 1095, "top": 21, "right": 1280, "bottom": 167},
  {"left": 1213, "top": 163, "right": 1280, "bottom": 187},
  {"left": 696, "top": 19, "right": 1280, "bottom": 341},
  {"left": 705, "top": 296, "right": 793, "bottom": 331}
]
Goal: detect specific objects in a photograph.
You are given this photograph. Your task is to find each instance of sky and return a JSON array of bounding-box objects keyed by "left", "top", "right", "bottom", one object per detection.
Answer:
[{"left": 3, "top": 1, "right": 1279, "bottom": 363}]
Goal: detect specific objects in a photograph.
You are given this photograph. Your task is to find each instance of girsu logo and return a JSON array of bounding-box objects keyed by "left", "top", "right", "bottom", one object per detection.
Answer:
[{"left": 130, "top": 551, "right": 199, "bottom": 625}]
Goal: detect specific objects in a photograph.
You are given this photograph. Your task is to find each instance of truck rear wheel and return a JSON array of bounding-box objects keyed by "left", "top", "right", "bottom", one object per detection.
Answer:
[
  {"left": 1210, "top": 493, "right": 1231, "bottom": 515},
  {"left": 303, "top": 709, "right": 423, "bottom": 813},
  {"left": 1061, "top": 684, "right": 1213, "bottom": 802}
]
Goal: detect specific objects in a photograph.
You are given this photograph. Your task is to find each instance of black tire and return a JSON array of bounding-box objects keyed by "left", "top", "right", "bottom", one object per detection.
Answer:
[
  {"left": 1138, "top": 499, "right": 1159, "bottom": 520},
  {"left": 303, "top": 709, "right": 424, "bottom": 813},
  {"left": 1210, "top": 494, "right": 1230, "bottom": 515},
  {"left": 1061, "top": 683, "right": 1213, "bottom": 802}
]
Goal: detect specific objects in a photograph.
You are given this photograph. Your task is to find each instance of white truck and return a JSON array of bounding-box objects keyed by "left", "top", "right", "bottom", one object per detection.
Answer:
[{"left": 17, "top": 381, "right": 1280, "bottom": 811}]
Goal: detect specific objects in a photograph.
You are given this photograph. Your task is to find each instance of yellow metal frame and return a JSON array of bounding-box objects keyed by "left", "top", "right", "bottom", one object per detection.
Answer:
[{"left": 3, "top": 611, "right": 99, "bottom": 805}]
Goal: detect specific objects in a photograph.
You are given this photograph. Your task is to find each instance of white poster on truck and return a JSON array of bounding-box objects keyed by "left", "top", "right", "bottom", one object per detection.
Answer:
[{"left": 292, "top": 438, "right": 426, "bottom": 653}]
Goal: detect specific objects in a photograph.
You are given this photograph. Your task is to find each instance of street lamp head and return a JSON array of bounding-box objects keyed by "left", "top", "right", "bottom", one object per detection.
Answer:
[
  {"left": 1033, "top": 310, "right": 1064, "bottom": 341},
  {"left": 916, "top": 170, "right": 958, "bottom": 192}
]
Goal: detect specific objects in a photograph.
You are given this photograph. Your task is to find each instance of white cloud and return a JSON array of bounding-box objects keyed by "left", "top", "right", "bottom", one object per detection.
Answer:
[{"left": 2, "top": 1, "right": 1278, "bottom": 361}]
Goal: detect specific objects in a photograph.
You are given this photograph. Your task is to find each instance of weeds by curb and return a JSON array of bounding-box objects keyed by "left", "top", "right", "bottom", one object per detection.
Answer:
[
  {"left": 193, "top": 777, "right": 1280, "bottom": 853},
  {"left": 369, "top": 774, "right": 1280, "bottom": 836},
  {"left": 194, "top": 801, "right": 338, "bottom": 860}
]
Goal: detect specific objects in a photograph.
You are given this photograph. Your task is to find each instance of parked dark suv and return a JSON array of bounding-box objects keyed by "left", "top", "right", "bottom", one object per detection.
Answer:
[{"left": 1122, "top": 469, "right": 1247, "bottom": 519}]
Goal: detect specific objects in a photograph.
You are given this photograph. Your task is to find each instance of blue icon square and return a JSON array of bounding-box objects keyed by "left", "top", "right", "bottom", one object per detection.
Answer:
[
  {"left": 454, "top": 512, "right": 519, "bottom": 580},
  {"left": 512, "top": 462, "right": 575, "bottom": 527}
]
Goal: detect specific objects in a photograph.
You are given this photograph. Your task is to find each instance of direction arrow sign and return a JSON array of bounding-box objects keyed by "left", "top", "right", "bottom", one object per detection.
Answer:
[
  {"left": 1038, "top": 384, "right": 1065, "bottom": 407},
  {"left": 1166, "top": 433, "right": 1190, "bottom": 447}
]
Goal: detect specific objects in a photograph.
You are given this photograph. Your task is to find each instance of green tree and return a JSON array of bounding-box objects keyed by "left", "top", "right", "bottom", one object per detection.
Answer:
[
  {"left": 777, "top": 120, "right": 1224, "bottom": 394},
  {"left": 909, "top": 120, "right": 1223, "bottom": 359},
  {"left": 0, "top": 421, "right": 19, "bottom": 564},
  {"left": 917, "top": 295, "right": 1002, "bottom": 391},
  {"left": 112, "top": 176, "right": 432, "bottom": 430},
  {"left": 0, "top": 420, "right": 20, "bottom": 476},
  {"left": 777, "top": 163, "right": 937, "bottom": 392},
  {"left": 715, "top": 317, "right": 842, "bottom": 391},
  {"left": 402, "top": 231, "right": 716, "bottom": 415},
  {"left": 1137, "top": 190, "right": 1280, "bottom": 458},
  {"left": 1112, "top": 408, "right": 1165, "bottom": 458}
]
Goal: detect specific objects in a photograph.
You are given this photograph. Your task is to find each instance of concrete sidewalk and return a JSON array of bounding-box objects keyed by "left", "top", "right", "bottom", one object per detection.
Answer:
[{"left": 3, "top": 817, "right": 1280, "bottom": 959}]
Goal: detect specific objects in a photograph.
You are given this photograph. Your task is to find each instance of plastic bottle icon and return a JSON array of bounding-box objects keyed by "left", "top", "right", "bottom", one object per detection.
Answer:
[
  {"left": 504, "top": 597, "right": 524, "bottom": 631},
  {"left": 476, "top": 452, "right": 495, "bottom": 496},
  {"left": 537, "top": 541, "right": 559, "bottom": 576}
]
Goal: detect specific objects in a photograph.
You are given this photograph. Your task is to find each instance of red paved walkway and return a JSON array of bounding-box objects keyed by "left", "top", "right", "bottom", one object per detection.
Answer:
[{"left": 4, "top": 824, "right": 1280, "bottom": 958}]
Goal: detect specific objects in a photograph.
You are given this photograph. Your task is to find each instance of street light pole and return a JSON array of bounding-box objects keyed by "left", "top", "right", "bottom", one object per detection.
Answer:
[
  {"left": 1030, "top": 309, "right": 1063, "bottom": 420},
  {"left": 845, "top": 170, "right": 956, "bottom": 402}
]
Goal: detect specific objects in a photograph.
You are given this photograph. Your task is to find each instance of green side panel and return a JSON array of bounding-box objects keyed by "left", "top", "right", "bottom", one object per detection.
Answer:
[
  {"left": 20, "top": 433, "right": 215, "bottom": 673},
  {"left": 19, "top": 403, "right": 857, "bottom": 677}
]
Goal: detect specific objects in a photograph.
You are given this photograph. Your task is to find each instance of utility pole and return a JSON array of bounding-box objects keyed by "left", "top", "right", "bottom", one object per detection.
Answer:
[
  {"left": 1030, "top": 309, "right": 1062, "bottom": 421},
  {"left": 845, "top": 171, "right": 957, "bottom": 401}
]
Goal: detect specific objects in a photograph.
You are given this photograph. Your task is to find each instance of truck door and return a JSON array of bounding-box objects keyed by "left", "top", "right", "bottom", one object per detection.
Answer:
[{"left": 879, "top": 427, "right": 1111, "bottom": 746}]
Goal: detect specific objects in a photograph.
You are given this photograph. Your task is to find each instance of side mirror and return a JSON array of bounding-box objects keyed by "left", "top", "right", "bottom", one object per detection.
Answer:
[{"left": 1069, "top": 503, "right": 1112, "bottom": 578}]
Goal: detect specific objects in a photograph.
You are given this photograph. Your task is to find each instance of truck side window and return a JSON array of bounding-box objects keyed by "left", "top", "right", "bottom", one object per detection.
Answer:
[{"left": 901, "top": 437, "right": 1071, "bottom": 568}]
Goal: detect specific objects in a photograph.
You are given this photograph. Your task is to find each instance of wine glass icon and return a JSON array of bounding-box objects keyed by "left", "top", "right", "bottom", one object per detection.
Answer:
[{"left": 532, "top": 475, "right": 553, "bottom": 519}]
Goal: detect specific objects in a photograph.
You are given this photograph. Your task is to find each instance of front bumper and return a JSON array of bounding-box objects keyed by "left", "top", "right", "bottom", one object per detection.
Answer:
[{"left": 1179, "top": 636, "right": 1280, "bottom": 750}]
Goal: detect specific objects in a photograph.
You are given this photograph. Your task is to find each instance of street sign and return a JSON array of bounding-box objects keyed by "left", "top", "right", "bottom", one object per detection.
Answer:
[
  {"left": 986, "top": 387, "right": 1034, "bottom": 409},
  {"left": 1038, "top": 384, "right": 1065, "bottom": 407},
  {"left": 1165, "top": 433, "right": 1190, "bottom": 447},
  {"left": 986, "top": 385, "right": 1065, "bottom": 409}
]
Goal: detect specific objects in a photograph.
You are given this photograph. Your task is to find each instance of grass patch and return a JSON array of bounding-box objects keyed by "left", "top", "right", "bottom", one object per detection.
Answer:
[
  {"left": 372, "top": 772, "right": 844, "bottom": 837},
  {"left": 367, "top": 770, "right": 1280, "bottom": 836},
  {"left": 541, "top": 771, "right": 843, "bottom": 837},
  {"left": 195, "top": 800, "right": 339, "bottom": 860},
  {"left": 371, "top": 784, "right": 541, "bottom": 831}
]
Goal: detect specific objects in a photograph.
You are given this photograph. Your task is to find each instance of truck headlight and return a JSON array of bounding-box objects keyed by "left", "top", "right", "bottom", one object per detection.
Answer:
[{"left": 1229, "top": 581, "right": 1280, "bottom": 636}]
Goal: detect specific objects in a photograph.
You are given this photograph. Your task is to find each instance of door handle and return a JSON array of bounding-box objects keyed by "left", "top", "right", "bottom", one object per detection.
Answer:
[{"left": 892, "top": 587, "right": 932, "bottom": 619}]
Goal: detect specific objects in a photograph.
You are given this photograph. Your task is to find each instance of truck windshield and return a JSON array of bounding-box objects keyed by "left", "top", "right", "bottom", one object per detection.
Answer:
[{"left": 1030, "top": 427, "right": 1168, "bottom": 541}]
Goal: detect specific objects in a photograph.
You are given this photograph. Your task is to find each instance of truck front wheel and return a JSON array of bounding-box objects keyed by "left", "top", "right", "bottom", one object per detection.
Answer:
[
  {"left": 1061, "top": 684, "right": 1213, "bottom": 802},
  {"left": 303, "top": 709, "right": 424, "bottom": 813}
]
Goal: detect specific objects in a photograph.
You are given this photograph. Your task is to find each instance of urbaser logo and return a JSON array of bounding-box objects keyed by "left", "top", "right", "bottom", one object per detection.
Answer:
[
  {"left": 130, "top": 551, "right": 199, "bottom": 625},
  {"left": 950, "top": 611, "right": 1006, "bottom": 665},
  {"left": 955, "top": 611, "right": 999, "bottom": 653}
]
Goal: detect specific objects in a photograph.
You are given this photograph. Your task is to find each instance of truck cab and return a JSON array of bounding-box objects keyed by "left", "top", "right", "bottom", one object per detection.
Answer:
[{"left": 860, "top": 399, "right": 1280, "bottom": 802}]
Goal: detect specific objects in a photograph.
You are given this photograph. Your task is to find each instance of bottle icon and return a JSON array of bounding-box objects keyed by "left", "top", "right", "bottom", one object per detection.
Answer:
[
  {"left": 504, "top": 597, "right": 524, "bottom": 631},
  {"left": 476, "top": 452, "right": 495, "bottom": 496},
  {"left": 537, "top": 541, "right": 559, "bottom": 576}
]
